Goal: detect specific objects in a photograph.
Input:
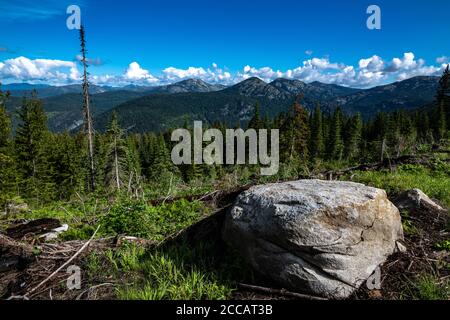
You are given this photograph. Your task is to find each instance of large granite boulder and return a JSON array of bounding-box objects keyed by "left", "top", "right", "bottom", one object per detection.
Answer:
[{"left": 222, "top": 179, "right": 403, "bottom": 299}]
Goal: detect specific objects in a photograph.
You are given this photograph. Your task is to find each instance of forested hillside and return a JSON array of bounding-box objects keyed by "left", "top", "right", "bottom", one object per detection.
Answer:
[{"left": 2, "top": 75, "right": 440, "bottom": 134}]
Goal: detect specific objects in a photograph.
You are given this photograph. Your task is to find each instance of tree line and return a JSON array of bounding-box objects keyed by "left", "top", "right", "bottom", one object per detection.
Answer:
[{"left": 0, "top": 61, "right": 448, "bottom": 207}]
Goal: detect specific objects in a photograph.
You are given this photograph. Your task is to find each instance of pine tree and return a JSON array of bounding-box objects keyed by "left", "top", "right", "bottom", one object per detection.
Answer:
[
  {"left": 327, "top": 107, "right": 344, "bottom": 161},
  {"left": 0, "top": 86, "right": 10, "bottom": 148},
  {"left": 262, "top": 111, "right": 271, "bottom": 129},
  {"left": 248, "top": 102, "right": 263, "bottom": 129},
  {"left": 185, "top": 162, "right": 203, "bottom": 182},
  {"left": 436, "top": 64, "right": 450, "bottom": 131},
  {"left": 14, "top": 93, "right": 52, "bottom": 201},
  {"left": 344, "top": 113, "right": 362, "bottom": 161},
  {"left": 125, "top": 135, "right": 143, "bottom": 195},
  {"left": 104, "top": 112, "right": 129, "bottom": 192},
  {"left": 435, "top": 103, "right": 447, "bottom": 141},
  {"left": 416, "top": 111, "right": 430, "bottom": 141},
  {"left": 280, "top": 96, "right": 310, "bottom": 162},
  {"left": 309, "top": 104, "right": 324, "bottom": 160},
  {"left": 47, "top": 132, "right": 84, "bottom": 198},
  {"left": 0, "top": 86, "right": 15, "bottom": 205},
  {"left": 149, "top": 134, "right": 179, "bottom": 180}
]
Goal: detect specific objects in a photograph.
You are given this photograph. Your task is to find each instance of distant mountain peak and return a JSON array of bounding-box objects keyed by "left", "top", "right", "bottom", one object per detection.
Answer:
[
  {"left": 270, "top": 78, "right": 305, "bottom": 85},
  {"left": 148, "top": 78, "right": 226, "bottom": 94},
  {"left": 177, "top": 78, "right": 208, "bottom": 85}
]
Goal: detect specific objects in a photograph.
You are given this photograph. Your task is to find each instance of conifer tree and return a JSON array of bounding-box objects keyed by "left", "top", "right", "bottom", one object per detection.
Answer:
[
  {"left": 436, "top": 64, "right": 450, "bottom": 130},
  {"left": 248, "top": 102, "right": 263, "bottom": 129},
  {"left": 104, "top": 112, "right": 129, "bottom": 192},
  {"left": 262, "top": 111, "right": 271, "bottom": 129},
  {"left": 416, "top": 111, "right": 430, "bottom": 140},
  {"left": 344, "top": 113, "right": 362, "bottom": 161},
  {"left": 280, "top": 96, "right": 310, "bottom": 162},
  {"left": 434, "top": 103, "right": 447, "bottom": 141},
  {"left": 327, "top": 107, "right": 344, "bottom": 161},
  {"left": 125, "top": 135, "right": 143, "bottom": 194},
  {"left": 309, "top": 104, "right": 324, "bottom": 160},
  {"left": 149, "top": 134, "right": 179, "bottom": 179},
  {"left": 0, "top": 86, "right": 15, "bottom": 205},
  {"left": 47, "top": 132, "right": 84, "bottom": 198},
  {"left": 137, "top": 133, "right": 157, "bottom": 179},
  {"left": 15, "top": 93, "right": 51, "bottom": 201},
  {"left": 433, "top": 66, "right": 449, "bottom": 140}
]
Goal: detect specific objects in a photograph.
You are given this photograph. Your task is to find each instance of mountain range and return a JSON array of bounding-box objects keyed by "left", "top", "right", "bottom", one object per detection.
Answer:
[{"left": 2, "top": 76, "right": 440, "bottom": 133}]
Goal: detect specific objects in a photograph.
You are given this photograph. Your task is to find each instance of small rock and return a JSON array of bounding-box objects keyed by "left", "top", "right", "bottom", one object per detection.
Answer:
[
  {"left": 394, "top": 189, "right": 446, "bottom": 212},
  {"left": 6, "top": 202, "right": 29, "bottom": 216},
  {"left": 368, "top": 290, "right": 383, "bottom": 299},
  {"left": 396, "top": 241, "right": 407, "bottom": 253}
]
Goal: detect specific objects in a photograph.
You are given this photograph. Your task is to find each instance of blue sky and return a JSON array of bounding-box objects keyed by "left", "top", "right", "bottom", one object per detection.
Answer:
[{"left": 0, "top": 0, "right": 449, "bottom": 88}]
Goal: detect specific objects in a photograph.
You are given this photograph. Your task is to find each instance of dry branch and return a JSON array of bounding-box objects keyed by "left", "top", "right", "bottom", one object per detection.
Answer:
[
  {"left": 23, "top": 225, "right": 101, "bottom": 298},
  {"left": 238, "top": 283, "right": 328, "bottom": 300}
]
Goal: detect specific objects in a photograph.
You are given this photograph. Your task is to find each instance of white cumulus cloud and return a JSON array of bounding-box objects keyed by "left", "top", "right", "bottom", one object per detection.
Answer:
[
  {"left": 1, "top": 52, "right": 447, "bottom": 89},
  {"left": 124, "top": 62, "right": 158, "bottom": 83},
  {"left": 0, "top": 56, "right": 80, "bottom": 83}
]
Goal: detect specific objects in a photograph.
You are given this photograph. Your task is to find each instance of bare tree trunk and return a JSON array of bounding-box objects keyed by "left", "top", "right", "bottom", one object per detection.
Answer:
[
  {"left": 80, "top": 26, "right": 96, "bottom": 191},
  {"left": 114, "top": 137, "right": 120, "bottom": 191},
  {"left": 380, "top": 138, "right": 386, "bottom": 162}
]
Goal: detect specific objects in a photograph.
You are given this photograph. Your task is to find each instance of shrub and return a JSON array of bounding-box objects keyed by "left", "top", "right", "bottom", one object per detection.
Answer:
[
  {"left": 60, "top": 224, "right": 96, "bottom": 240},
  {"left": 146, "top": 199, "right": 206, "bottom": 240},
  {"left": 100, "top": 199, "right": 156, "bottom": 238},
  {"left": 100, "top": 199, "right": 207, "bottom": 240}
]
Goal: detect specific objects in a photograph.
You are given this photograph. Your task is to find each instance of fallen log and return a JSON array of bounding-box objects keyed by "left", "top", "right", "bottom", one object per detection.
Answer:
[
  {"left": 0, "top": 234, "right": 36, "bottom": 273},
  {"left": 149, "top": 184, "right": 253, "bottom": 207},
  {"left": 6, "top": 218, "right": 61, "bottom": 240}
]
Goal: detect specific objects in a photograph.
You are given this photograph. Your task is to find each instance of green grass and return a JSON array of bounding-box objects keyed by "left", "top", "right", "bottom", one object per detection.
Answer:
[
  {"left": 402, "top": 219, "right": 420, "bottom": 236},
  {"left": 117, "top": 252, "right": 231, "bottom": 300},
  {"left": 404, "top": 273, "right": 450, "bottom": 300},
  {"left": 86, "top": 241, "right": 249, "bottom": 300},
  {"left": 350, "top": 163, "right": 450, "bottom": 208}
]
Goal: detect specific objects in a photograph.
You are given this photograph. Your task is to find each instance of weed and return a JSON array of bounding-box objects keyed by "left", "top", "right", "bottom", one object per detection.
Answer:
[
  {"left": 404, "top": 273, "right": 449, "bottom": 300},
  {"left": 434, "top": 240, "right": 450, "bottom": 251}
]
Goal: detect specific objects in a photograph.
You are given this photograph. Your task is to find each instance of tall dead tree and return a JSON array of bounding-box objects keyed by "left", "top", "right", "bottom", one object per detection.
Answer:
[{"left": 79, "top": 25, "right": 96, "bottom": 191}]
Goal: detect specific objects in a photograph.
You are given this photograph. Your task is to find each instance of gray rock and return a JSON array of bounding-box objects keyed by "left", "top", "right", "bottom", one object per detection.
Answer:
[
  {"left": 395, "top": 241, "right": 407, "bottom": 253},
  {"left": 6, "top": 202, "right": 29, "bottom": 216},
  {"left": 222, "top": 179, "right": 403, "bottom": 299},
  {"left": 394, "top": 189, "right": 446, "bottom": 212}
]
